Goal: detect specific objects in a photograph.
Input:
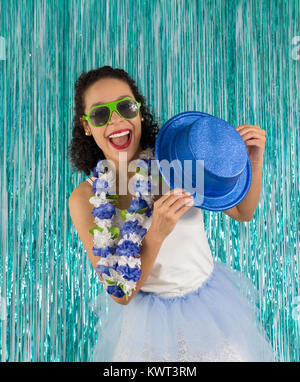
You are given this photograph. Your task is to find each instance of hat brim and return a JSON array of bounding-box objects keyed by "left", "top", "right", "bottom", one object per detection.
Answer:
[{"left": 154, "top": 111, "right": 252, "bottom": 212}]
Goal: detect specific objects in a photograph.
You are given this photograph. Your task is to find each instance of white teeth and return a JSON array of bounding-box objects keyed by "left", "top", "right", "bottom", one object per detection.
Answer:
[{"left": 109, "top": 131, "right": 130, "bottom": 139}]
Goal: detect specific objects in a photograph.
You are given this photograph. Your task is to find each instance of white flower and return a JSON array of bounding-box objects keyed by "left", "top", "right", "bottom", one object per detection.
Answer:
[
  {"left": 121, "top": 280, "right": 137, "bottom": 295},
  {"left": 117, "top": 256, "right": 141, "bottom": 268},
  {"left": 93, "top": 228, "right": 115, "bottom": 248},
  {"left": 94, "top": 217, "right": 112, "bottom": 229},
  {"left": 95, "top": 161, "right": 106, "bottom": 174},
  {"left": 123, "top": 232, "right": 141, "bottom": 243},
  {"left": 89, "top": 191, "right": 108, "bottom": 207},
  {"left": 125, "top": 213, "right": 145, "bottom": 224},
  {"left": 102, "top": 269, "right": 126, "bottom": 286},
  {"left": 103, "top": 170, "right": 116, "bottom": 191},
  {"left": 106, "top": 170, "right": 115, "bottom": 183},
  {"left": 96, "top": 253, "right": 142, "bottom": 269},
  {"left": 96, "top": 254, "right": 119, "bottom": 267}
]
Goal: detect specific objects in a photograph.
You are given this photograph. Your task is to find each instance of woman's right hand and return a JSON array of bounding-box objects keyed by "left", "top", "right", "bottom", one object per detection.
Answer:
[{"left": 148, "top": 188, "right": 194, "bottom": 243}]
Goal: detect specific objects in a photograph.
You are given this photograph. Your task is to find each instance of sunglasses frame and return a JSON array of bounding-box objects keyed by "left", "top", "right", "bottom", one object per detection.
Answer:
[{"left": 82, "top": 97, "right": 142, "bottom": 128}]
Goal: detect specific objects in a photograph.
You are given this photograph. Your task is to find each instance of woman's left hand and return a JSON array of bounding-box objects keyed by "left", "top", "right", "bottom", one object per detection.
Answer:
[{"left": 235, "top": 124, "right": 266, "bottom": 165}]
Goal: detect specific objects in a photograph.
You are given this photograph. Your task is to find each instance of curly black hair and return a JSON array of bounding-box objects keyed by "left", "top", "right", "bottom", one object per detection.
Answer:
[{"left": 68, "top": 66, "right": 161, "bottom": 176}]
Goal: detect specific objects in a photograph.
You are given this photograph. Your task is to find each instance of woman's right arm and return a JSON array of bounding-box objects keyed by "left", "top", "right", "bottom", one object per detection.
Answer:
[
  {"left": 68, "top": 187, "right": 193, "bottom": 305},
  {"left": 68, "top": 188, "right": 135, "bottom": 305}
]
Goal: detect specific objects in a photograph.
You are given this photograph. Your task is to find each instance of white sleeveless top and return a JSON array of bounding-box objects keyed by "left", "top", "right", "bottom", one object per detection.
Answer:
[{"left": 86, "top": 176, "right": 214, "bottom": 298}]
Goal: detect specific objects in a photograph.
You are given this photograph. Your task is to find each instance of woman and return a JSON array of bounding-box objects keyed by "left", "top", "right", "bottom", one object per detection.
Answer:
[{"left": 68, "top": 65, "right": 276, "bottom": 361}]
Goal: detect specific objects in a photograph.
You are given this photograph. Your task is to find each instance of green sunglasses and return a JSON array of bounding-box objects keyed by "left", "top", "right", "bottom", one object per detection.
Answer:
[{"left": 82, "top": 97, "right": 142, "bottom": 128}]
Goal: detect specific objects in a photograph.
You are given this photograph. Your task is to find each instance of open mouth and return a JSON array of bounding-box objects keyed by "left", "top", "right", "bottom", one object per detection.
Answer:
[{"left": 108, "top": 130, "right": 132, "bottom": 150}]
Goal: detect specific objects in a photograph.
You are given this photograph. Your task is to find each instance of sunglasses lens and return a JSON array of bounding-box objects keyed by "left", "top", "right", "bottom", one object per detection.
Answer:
[
  {"left": 117, "top": 100, "right": 139, "bottom": 119},
  {"left": 90, "top": 107, "right": 110, "bottom": 127}
]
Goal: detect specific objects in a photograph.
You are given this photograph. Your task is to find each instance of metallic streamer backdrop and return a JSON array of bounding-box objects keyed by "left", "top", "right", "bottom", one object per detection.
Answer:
[{"left": 0, "top": 0, "right": 299, "bottom": 362}]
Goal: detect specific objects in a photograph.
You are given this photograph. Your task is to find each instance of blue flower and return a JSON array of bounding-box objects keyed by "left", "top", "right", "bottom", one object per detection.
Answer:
[
  {"left": 107, "top": 285, "right": 125, "bottom": 298},
  {"left": 120, "top": 220, "right": 138, "bottom": 235},
  {"left": 92, "top": 203, "right": 116, "bottom": 219},
  {"left": 115, "top": 265, "right": 141, "bottom": 282},
  {"left": 116, "top": 240, "right": 140, "bottom": 257},
  {"left": 120, "top": 221, "right": 147, "bottom": 238},
  {"left": 92, "top": 245, "right": 116, "bottom": 257},
  {"left": 92, "top": 178, "right": 110, "bottom": 195},
  {"left": 95, "top": 264, "right": 111, "bottom": 276},
  {"left": 128, "top": 197, "right": 148, "bottom": 213}
]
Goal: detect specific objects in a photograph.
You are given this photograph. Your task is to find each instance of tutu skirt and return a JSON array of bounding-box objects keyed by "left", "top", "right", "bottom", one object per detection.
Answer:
[{"left": 89, "top": 261, "right": 277, "bottom": 362}]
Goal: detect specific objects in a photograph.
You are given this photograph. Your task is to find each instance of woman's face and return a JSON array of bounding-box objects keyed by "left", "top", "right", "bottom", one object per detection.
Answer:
[{"left": 80, "top": 78, "right": 143, "bottom": 171}]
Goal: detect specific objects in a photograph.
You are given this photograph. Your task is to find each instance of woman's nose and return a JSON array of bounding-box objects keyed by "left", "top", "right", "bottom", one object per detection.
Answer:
[{"left": 109, "top": 110, "right": 124, "bottom": 124}]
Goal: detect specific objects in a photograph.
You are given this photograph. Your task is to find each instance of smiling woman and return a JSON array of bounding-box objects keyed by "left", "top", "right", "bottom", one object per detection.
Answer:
[
  {"left": 80, "top": 80, "right": 145, "bottom": 173},
  {"left": 67, "top": 66, "right": 276, "bottom": 363},
  {"left": 68, "top": 66, "right": 160, "bottom": 176}
]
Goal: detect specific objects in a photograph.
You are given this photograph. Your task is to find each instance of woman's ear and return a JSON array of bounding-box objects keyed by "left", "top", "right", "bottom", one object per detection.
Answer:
[
  {"left": 80, "top": 117, "right": 87, "bottom": 128},
  {"left": 80, "top": 118, "right": 91, "bottom": 135}
]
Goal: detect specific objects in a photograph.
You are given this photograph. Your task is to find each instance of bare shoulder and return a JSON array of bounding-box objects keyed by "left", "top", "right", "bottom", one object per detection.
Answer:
[
  {"left": 69, "top": 179, "right": 92, "bottom": 204},
  {"left": 68, "top": 180, "right": 94, "bottom": 255},
  {"left": 68, "top": 180, "right": 95, "bottom": 252}
]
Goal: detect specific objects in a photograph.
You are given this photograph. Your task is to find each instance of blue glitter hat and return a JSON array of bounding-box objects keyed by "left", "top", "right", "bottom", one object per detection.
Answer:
[{"left": 154, "top": 111, "right": 252, "bottom": 211}]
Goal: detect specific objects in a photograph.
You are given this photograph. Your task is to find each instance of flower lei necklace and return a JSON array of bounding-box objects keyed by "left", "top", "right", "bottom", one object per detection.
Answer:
[{"left": 88, "top": 147, "right": 160, "bottom": 301}]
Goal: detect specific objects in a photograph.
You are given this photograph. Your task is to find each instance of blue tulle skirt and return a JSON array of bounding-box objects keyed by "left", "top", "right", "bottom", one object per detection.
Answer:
[{"left": 89, "top": 260, "right": 277, "bottom": 362}]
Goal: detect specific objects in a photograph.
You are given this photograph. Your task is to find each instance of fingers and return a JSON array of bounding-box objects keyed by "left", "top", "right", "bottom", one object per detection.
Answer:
[
  {"left": 163, "top": 189, "right": 191, "bottom": 209},
  {"left": 174, "top": 199, "right": 194, "bottom": 217},
  {"left": 235, "top": 125, "right": 266, "bottom": 137},
  {"left": 165, "top": 188, "right": 187, "bottom": 196},
  {"left": 170, "top": 195, "right": 194, "bottom": 213},
  {"left": 154, "top": 188, "right": 188, "bottom": 208}
]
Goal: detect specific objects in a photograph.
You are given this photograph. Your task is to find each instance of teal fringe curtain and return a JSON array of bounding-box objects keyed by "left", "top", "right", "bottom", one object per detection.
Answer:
[{"left": 0, "top": 0, "right": 299, "bottom": 362}]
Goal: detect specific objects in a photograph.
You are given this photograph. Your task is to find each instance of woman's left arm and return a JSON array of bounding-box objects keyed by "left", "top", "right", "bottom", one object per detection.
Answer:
[{"left": 234, "top": 124, "right": 266, "bottom": 221}]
